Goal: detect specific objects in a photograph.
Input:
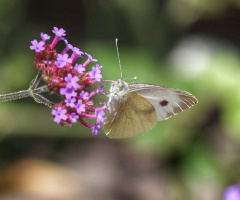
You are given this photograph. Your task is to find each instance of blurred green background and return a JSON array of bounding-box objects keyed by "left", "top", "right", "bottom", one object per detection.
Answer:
[{"left": 0, "top": 0, "right": 240, "bottom": 199}]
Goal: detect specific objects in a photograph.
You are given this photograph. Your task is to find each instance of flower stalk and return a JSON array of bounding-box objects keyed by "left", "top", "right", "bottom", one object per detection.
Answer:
[{"left": 0, "top": 85, "right": 48, "bottom": 103}]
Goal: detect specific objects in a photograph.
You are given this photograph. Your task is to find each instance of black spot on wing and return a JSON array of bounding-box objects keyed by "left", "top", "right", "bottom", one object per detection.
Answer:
[{"left": 160, "top": 100, "right": 168, "bottom": 106}]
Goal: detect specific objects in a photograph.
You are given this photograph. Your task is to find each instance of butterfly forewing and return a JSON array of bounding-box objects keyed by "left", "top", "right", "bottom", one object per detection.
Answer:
[
  {"left": 104, "top": 92, "right": 158, "bottom": 138},
  {"left": 128, "top": 83, "right": 198, "bottom": 121}
]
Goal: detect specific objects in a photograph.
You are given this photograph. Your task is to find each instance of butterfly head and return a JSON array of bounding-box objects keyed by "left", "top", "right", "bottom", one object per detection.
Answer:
[{"left": 109, "top": 79, "right": 129, "bottom": 97}]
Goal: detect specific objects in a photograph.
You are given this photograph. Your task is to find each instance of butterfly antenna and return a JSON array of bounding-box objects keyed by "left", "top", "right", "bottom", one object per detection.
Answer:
[
  {"left": 102, "top": 80, "right": 114, "bottom": 83},
  {"left": 115, "top": 38, "right": 123, "bottom": 80},
  {"left": 124, "top": 77, "right": 137, "bottom": 80}
]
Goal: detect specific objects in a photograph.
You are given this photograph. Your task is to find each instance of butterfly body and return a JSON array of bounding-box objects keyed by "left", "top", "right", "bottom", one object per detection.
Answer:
[{"left": 104, "top": 79, "right": 198, "bottom": 139}]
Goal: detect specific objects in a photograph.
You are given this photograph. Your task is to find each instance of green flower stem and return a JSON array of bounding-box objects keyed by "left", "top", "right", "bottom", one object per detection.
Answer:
[
  {"left": 0, "top": 70, "right": 51, "bottom": 104},
  {"left": 0, "top": 85, "right": 49, "bottom": 103},
  {"left": 31, "top": 85, "right": 49, "bottom": 94},
  {"left": 31, "top": 70, "right": 42, "bottom": 89},
  {"left": 33, "top": 93, "right": 54, "bottom": 108},
  {"left": 0, "top": 89, "right": 30, "bottom": 102}
]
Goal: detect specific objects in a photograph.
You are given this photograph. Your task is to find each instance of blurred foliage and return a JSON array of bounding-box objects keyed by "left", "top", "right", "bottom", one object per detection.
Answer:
[{"left": 0, "top": 0, "right": 240, "bottom": 199}]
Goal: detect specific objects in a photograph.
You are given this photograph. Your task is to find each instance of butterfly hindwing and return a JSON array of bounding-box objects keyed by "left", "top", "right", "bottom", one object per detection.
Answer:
[{"left": 104, "top": 92, "right": 158, "bottom": 138}]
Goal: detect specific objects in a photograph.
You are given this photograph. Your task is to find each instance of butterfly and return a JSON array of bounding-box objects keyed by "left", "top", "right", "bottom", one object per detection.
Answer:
[{"left": 103, "top": 39, "right": 198, "bottom": 139}]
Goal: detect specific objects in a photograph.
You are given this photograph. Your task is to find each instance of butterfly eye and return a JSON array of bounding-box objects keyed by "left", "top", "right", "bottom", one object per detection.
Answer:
[
  {"left": 118, "top": 82, "right": 123, "bottom": 87},
  {"left": 160, "top": 100, "right": 168, "bottom": 106},
  {"left": 117, "top": 80, "right": 123, "bottom": 88}
]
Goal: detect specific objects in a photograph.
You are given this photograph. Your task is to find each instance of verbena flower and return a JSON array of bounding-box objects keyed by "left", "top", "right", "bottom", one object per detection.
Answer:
[
  {"left": 40, "top": 33, "right": 50, "bottom": 42},
  {"left": 75, "top": 64, "right": 85, "bottom": 74},
  {"left": 89, "top": 64, "right": 103, "bottom": 82},
  {"left": 223, "top": 181, "right": 240, "bottom": 200},
  {"left": 52, "top": 107, "right": 68, "bottom": 124},
  {"left": 29, "top": 27, "right": 108, "bottom": 135},
  {"left": 30, "top": 40, "right": 45, "bottom": 52},
  {"left": 80, "top": 91, "right": 89, "bottom": 100}
]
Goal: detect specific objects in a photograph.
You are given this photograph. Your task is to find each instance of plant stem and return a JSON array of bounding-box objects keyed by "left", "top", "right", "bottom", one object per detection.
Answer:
[
  {"left": 0, "top": 85, "right": 48, "bottom": 103},
  {"left": 33, "top": 94, "right": 54, "bottom": 108},
  {"left": 0, "top": 89, "right": 30, "bottom": 102},
  {"left": 31, "top": 70, "right": 42, "bottom": 89}
]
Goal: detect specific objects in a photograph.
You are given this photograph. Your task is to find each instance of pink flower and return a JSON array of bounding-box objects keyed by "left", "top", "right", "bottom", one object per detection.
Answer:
[
  {"left": 30, "top": 27, "right": 109, "bottom": 134},
  {"left": 30, "top": 39, "right": 45, "bottom": 52}
]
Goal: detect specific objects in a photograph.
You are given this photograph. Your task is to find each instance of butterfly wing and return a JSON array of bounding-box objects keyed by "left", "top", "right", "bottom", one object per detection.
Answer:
[
  {"left": 104, "top": 92, "right": 158, "bottom": 138},
  {"left": 128, "top": 83, "right": 198, "bottom": 121}
]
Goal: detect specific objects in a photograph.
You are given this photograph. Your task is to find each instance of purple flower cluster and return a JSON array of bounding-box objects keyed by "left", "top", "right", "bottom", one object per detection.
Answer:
[
  {"left": 224, "top": 181, "right": 240, "bottom": 200},
  {"left": 30, "top": 27, "right": 108, "bottom": 135}
]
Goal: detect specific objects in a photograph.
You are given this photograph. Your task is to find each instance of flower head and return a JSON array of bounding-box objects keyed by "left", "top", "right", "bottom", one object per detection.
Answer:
[{"left": 30, "top": 27, "right": 109, "bottom": 134}]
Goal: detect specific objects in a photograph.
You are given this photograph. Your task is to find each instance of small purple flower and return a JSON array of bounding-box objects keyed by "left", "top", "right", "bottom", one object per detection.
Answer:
[
  {"left": 64, "top": 39, "right": 71, "bottom": 47},
  {"left": 50, "top": 27, "right": 66, "bottom": 48},
  {"left": 104, "top": 101, "right": 110, "bottom": 111},
  {"left": 61, "top": 39, "right": 73, "bottom": 54},
  {"left": 97, "top": 81, "right": 105, "bottom": 94},
  {"left": 30, "top": 39, "right": 45, "bottom": 52},
  {"left": 65, "top": 40, "right": 74, "bottom": 50},
  {"left": 55, "top": 53, "right": 72, "bottom": 68},
  {"left": 65, "top": 97, "right": 76, "bottom": 108},
  {"left": 76, "top": 100, "right": 86, "bottom": 114},
  {"left": 89, "top": 64, "right": 103, "bottom": 82},
  {"left": 92, "top": 122, "right": 101, "bottom": 135},
  {"left": 52, "top": 27, "right": 66, "bottom": 37},
  {"left": 95, "top": 108, "right": 105, "bottom": 124},
  {"left": 85, "top": 53, "right": 98, "bottom": 62},
  {"left": 60, "top": 87, "right": 77, "bottom": 99},
  {"left": 224, "top": 182, "right": 240, "bottom": 200},
  {"left": 80, "top": 91, "right": 89, "bottom": 100},
  {"left": 69, "top": 112, "right": 79, "bottom": 123},
  {"left": 40, "top": 33, "right": 50, "bottom": 42},
  {"left": 72, "top": 47, "right": 84, "bottom": 58},
  {"left": 52, "top": 107, "right": 68, "bottom": 124},
  {"left": 65, "top": 74, "right": 80, "bottom": 90},
  {"left": 75, "top": 64, "right": 85, "bottom": 74}
]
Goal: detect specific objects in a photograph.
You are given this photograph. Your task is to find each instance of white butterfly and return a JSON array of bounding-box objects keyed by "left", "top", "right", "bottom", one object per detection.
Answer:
[{"left": 103, "top": 40, "right": 198, "bottom": 139}]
